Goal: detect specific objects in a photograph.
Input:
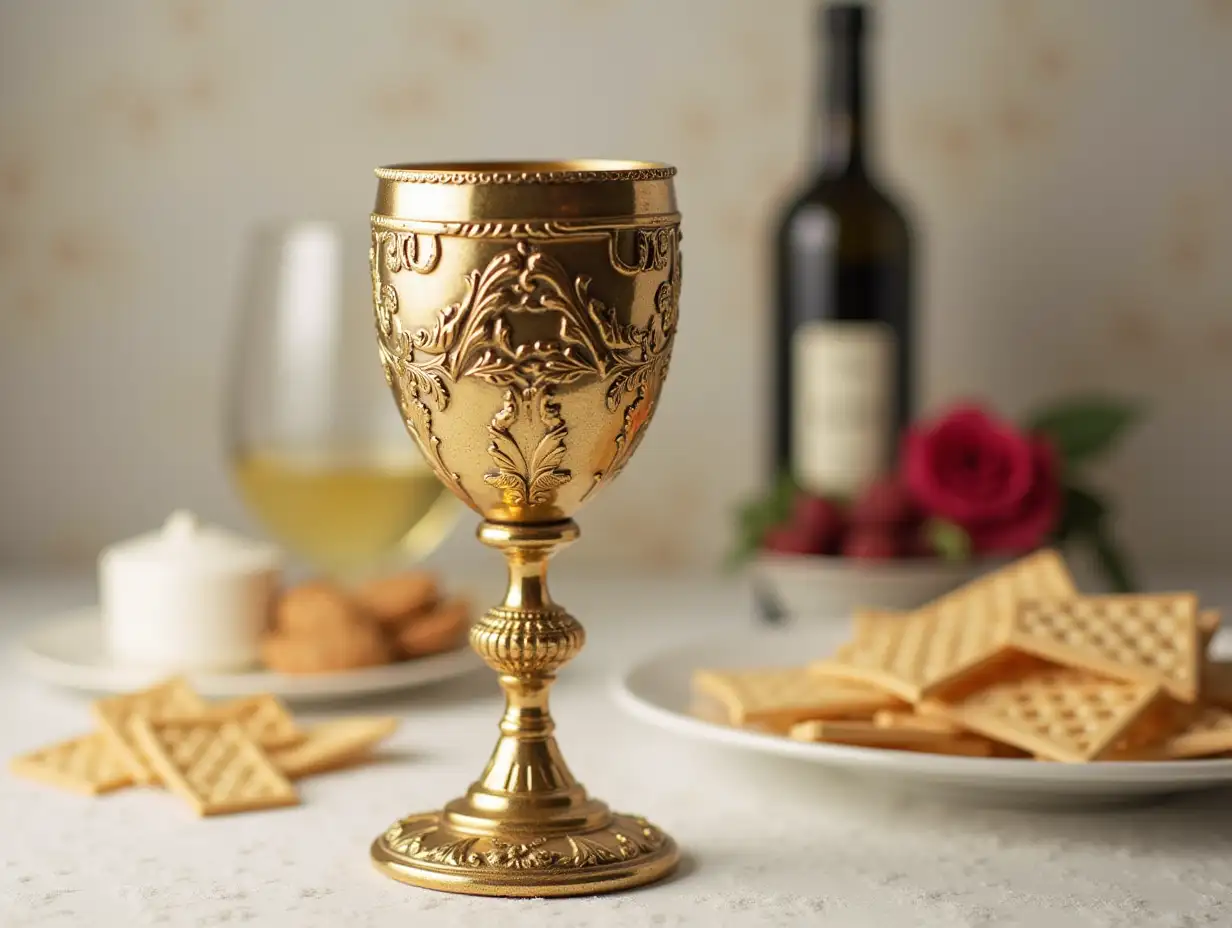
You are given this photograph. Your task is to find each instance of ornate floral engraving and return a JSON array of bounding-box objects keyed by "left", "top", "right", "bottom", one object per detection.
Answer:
[
  {"left": 583, "top": 237, "right": 681, "bottom": 499},
  {"left": 375, "top": 238, "right": 678, "bottom": 509},
  {"left": 609, "top": 227, "right": 675, "bottom": 275},
  {"left": 381, "top": 816, "right": 665, "bottom": 871},
  {"left": 483, "top": 390, "right": 572, "bottom": 505},
  {"left": 375, "top": 229, "right": 440, "bottom": 274},
  {"left": 372, "top": 251, "right": 473, "bottom": 507}
]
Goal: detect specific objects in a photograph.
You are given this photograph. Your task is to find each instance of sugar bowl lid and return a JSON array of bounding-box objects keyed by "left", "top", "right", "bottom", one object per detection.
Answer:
[{"left": 101, "top": 510, "right": 282, "bottom": 573}]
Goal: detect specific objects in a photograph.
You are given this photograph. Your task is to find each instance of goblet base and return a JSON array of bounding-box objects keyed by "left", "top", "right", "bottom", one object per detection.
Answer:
[{"left": 371, "top": 810, "right": 679, "bottom": 897}]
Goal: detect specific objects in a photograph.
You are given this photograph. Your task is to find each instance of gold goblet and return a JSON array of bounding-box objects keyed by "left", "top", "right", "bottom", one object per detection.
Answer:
[{"left": 367, "top": 160, "right": 681, "bottom": 897}]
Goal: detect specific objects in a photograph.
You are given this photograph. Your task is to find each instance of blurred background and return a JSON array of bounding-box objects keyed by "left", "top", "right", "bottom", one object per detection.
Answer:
[{"left": 2, "top": 0, "right": 1231, "bottom": 573}]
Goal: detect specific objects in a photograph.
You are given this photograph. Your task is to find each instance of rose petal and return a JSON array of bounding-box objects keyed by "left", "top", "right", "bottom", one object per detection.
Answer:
[
  {"left": 967, "top": 439, "right": 1062, "bottom": 554},
  {"left": 904, "top": 408, "right": 1036, "bottom": 523}
]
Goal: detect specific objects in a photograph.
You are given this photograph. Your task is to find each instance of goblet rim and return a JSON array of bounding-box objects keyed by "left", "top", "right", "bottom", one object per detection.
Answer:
[{"left": 373, "top": 159, "right": 676, "bottom": 185}]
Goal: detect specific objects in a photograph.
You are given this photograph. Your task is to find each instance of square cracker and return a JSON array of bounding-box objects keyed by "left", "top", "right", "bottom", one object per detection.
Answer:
[
  {"left": 91, "top": 677, "right": 206, "bottom": 783},
  {"left": 131, "top": 718, "right": 299, "bottom": 816},
  {"left": 788, "top": 720, "right": 995, "bottom": 756},
  {"left": 1204, "top": 660, "right": 1232, "bottom": 709},
  {"left": 921, "top": 666, "right": 1162, "bottom": 763},
  {"left": 206, "top": 695, "right": 303, "bottom": 749},
  {"left": 692, "top": 667, "right": 903, "bottom": 730},
  {"left": 813, "top": 549, "right": 1078, "bottom": 701},
  {"left": 851, "top": 610, "right": 906, "bottom": 645},
  {"left": 1150, "top": 705, "right": 1232, "bottom": 759},
  {"left": 1007, "top": 593, "right": 1200, "bottom": 702},
  {"left": 872, "top": 709, "right": 965, "bottom": 736},
  {"left": 9, "top": 732, "right": 134, "bottom": 796},
  {"left": 271, "top": 717, "right": 399, "bottom": 779}
]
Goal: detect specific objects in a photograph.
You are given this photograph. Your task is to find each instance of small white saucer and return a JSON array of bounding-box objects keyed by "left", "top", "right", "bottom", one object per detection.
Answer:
[{"left": 16, "top": 608, "right": 484, "bottom": 703}]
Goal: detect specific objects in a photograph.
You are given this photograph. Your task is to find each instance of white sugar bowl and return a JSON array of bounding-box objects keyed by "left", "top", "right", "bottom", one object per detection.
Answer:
[{"left": 99, "top": 510, "right": 282, "bottom": 672}]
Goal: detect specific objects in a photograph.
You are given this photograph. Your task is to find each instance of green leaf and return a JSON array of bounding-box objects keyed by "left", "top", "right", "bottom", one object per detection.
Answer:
[
  {"left": 1084, "top": 520, "right": 1137, "bottom": 594},
  {"left": 1051, "top": 480, "right": 1137, "bottom": 592},
  {"left": 1027, "top": 398, "right": 1141, "bottom": 466},
  {"left": 1053, "top": 484, "right": 1107, "bottom": 544},
  {"left": 925, "top": 519, "right": 972, "bottom": 562},
  {"left": 724, "top": 472, "right": 799, "bottom": 569}
]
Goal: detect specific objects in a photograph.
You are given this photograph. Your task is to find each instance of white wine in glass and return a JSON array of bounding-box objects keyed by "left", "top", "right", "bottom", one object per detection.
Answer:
[{"left": 227, "top": 221, "right": 457, "bottom": 577}]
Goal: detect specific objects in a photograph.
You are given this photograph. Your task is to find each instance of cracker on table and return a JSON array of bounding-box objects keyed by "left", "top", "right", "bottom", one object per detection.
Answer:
[
  {"left": 9, "top": 732, "right": 134, "bottom": 796},
  {"left": 207, "top": 694, "right": 303, "bottom": 749},
  {"left": 131, "top": 717, "right": 298, "bottom": 816},
  {"left": 91, "top": 676, "right": 206, "bottom": 783},
  {"left": 271, "top": 716, "right": 400, "bottom": 779}
]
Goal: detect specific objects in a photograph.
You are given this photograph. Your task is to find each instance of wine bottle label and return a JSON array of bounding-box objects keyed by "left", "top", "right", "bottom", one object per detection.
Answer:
[{"left": 791, "top": 321, "right": 893, "bottom": 497}]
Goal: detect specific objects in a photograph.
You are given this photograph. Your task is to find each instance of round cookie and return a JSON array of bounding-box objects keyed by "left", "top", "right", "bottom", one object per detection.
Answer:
[
  {"left": 275, "top": 582, "right": 367, "bottom": 638},
  {"left": 260, "top": 622, "right": 391, "bottom": 674},
  {"left": 397, "top": 598, "right": 471, "bottom": 659},
  {"left": 353, "top": 571, "right": 439, "bottom": 627}
]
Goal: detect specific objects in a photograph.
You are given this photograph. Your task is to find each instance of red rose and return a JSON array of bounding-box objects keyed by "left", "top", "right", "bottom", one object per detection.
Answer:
[{"left": 903, "top": 405, "right": 1061, "bottom": 554}]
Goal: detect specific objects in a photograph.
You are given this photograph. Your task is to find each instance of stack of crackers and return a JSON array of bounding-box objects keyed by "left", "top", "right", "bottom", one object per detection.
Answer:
[
  {"left": 695, "top": 550, "right": 1232, "bottom": 762},
  {"left": 261, "top": 570, "right": 470, "bottom": 674},
  {"left": 10, "top": 677, "right": 398, "bottom": 815}
]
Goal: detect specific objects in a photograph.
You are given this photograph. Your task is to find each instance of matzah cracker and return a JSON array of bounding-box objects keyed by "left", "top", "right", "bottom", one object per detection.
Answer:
[
  {"left": 872, "top": 710, "right": 965, "bottom": 736},
  {"left": 1204, "top": 661, "right": 1232, "bottom": 709},
  {"left": 9, "top": 732, "right": 134, "bottom": 796},
  {"left": 91, "top": 677, "right": 206, "bottom": 783},
  {"left": 921, "top": 667, "right": 1161, "bottom": 763},
  {"left": 271, "top": 717, "right": 399, "bottom": 779},
  {"left": 692, "top": 667, "right": 903, "bottom": 730},
  {"left": 1152, "top": 705, "right": 1232, "bottom": 759},
  {"left": 207, "top": 695, "right": 303, "bottom": 749},
  {"left": 851, "top": 610, "right": 905, "bottom": 645},
  {"left": 813, "top": 549, "right": 1077, "bottom": 701},
  {"left": 1007, "top": 594, "right": 1200, "bottom": 702},
  {"left": 131, "top": 718, "right": 299, "bottom": 816},
  {"left": 789, "top": 719, "right": 995, "bottom": 756}
]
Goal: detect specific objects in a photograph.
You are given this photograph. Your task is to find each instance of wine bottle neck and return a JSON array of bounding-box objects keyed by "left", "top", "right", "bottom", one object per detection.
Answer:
[{"left": 817, "top": 20, "right": 869, "bottom": 177}]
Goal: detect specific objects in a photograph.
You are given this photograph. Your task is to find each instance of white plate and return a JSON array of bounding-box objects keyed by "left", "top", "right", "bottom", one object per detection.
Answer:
[
  {"left": 16, "top": 609, "right": 484, "bottom": 703},
  {"left": 615, "top": 631, "right": 1232, "bottom": 807}
]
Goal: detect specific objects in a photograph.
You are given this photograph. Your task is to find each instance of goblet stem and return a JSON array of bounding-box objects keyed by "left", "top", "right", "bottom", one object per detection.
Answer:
[
  {"left": 448, "top": 519, "right": 606, "bottom": 831},
  {"left": 370, "top": 519, "right": 679, "bottom": 895}
]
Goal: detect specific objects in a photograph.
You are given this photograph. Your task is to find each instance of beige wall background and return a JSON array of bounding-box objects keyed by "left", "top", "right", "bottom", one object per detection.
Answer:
[{"left": 1, "top": 0, "right": 1231, "bottom": 569}]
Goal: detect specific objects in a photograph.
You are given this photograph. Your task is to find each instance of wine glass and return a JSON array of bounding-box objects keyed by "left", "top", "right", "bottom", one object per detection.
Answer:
[{"left": 226, "top": 220, "right": 458, "bottom": 578}]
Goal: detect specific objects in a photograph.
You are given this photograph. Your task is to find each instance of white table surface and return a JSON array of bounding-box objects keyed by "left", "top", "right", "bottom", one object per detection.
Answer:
[{"left": 3, "top": 565, "right": 1232, "bottom": 928}]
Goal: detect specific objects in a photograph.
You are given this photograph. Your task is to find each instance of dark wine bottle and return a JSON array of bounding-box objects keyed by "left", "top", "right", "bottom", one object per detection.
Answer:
[{"left": 772, "top": 2, "right": 914, "bottom": 500}]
